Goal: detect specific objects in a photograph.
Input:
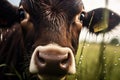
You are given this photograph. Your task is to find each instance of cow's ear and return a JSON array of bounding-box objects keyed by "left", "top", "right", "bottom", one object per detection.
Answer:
[
  {"left": 83, "top": 8, "right": 120, "bottom": 34},
  {"left": 0, "top": 0, "right": 19, "bottom": 27}
]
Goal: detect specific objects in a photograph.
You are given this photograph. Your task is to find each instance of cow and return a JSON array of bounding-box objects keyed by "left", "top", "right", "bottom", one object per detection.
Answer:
[{"left": 0, "top": 0, "right": 120, "bottom": 80}]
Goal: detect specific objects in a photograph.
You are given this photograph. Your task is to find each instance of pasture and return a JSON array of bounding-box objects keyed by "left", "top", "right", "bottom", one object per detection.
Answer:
[{"left": 67, "top": 42, "right": 120, "bottom": 80}]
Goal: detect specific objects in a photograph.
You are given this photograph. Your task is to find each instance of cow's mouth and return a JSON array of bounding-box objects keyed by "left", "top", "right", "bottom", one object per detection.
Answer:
[
  {"left": 37, "top": 74, "right": 66, "bottom": 80},
  {"left": 36, "top": 62, "right": 68, "bottom": 80}
]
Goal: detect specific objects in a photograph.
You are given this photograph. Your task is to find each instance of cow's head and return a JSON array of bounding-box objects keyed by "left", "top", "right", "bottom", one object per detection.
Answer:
[
  {"left": 18, "top": 0, "right": 120, "bottom": 79},
  {"left": 19, "top": 0, "right": 84, "bottom": 79}
]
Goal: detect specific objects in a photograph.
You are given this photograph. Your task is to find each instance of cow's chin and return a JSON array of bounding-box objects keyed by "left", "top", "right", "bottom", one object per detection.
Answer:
[{"left": 38, "top": 74, "right": 66, "bottom": 80}]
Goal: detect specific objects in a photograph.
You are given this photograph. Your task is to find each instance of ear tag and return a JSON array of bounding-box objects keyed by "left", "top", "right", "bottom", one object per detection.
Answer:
[{"left": 93, "top": 21, "right": 108, "bottom": 32}]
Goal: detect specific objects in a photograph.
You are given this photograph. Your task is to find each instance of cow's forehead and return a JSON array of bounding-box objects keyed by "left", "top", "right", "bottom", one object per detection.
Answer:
[
  {"left": 20, "top": 0, "right": 84, "bottom": 28},
  {"left": 20, "top": 0, "right": 83, "bottom": 14}
]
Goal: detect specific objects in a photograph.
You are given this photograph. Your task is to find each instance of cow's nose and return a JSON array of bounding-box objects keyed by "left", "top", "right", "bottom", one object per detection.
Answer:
[
  {"left": 29, "top": 44, "right": 76, "bottom": 76},
  {"left": 36, "top": 49, "right": 70, "bottom": 75}
]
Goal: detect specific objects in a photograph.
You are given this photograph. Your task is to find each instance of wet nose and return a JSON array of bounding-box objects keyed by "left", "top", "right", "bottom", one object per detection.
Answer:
[
  {"left": 29, "top": 44, "right": 76, "bottom": 76},
  {"left": 36, "top": 49, "right": 70, "bottom": 75}
]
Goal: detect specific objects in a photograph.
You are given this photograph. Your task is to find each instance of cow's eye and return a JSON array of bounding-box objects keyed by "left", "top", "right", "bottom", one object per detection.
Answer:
[
  {"left": 19, "top": 9, "right": 26, "bottom": 21},
  {"left": 79, "top": 12, "right": 86, "bottom": 22}
]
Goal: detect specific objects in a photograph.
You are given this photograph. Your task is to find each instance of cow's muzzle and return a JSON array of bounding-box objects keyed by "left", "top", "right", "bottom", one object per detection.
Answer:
[{"left": 29, "top": 44, "right": 76, "bottom": 79}]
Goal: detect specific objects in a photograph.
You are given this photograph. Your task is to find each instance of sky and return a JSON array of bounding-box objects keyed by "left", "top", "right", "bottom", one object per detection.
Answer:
[
  {"left": 83, "top": 0, "right": 120, "bottom": 14},
  {"left": 8, "top": 0, "right": 120, "bottom": 14},
  {"left": 8, "top": 0, "right": 120, "bottom": 43}
]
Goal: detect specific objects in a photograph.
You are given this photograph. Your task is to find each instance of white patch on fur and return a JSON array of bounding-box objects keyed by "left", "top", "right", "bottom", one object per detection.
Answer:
[
  {"left": 67, "top": 48, "right": 76, "bottom": 74},
  {"left": 29, "top": 47, "right": 39, "bottom": 73}
]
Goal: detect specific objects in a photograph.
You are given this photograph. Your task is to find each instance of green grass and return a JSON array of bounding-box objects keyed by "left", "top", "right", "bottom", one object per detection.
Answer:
[
  {"left": 1, "top": 42, "right": 120, "bottom": 80},
  {"left": 67, "top": 42, "right": 120, "bottom": 80}
]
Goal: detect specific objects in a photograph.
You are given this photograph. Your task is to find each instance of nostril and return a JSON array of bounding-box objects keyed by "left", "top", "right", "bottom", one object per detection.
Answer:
[
  {"left": 36, "top": 51, "right": 46, "bottom": 66},
  {"left": 60, "top": 53, "right": 70, "bottom": 69}
]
